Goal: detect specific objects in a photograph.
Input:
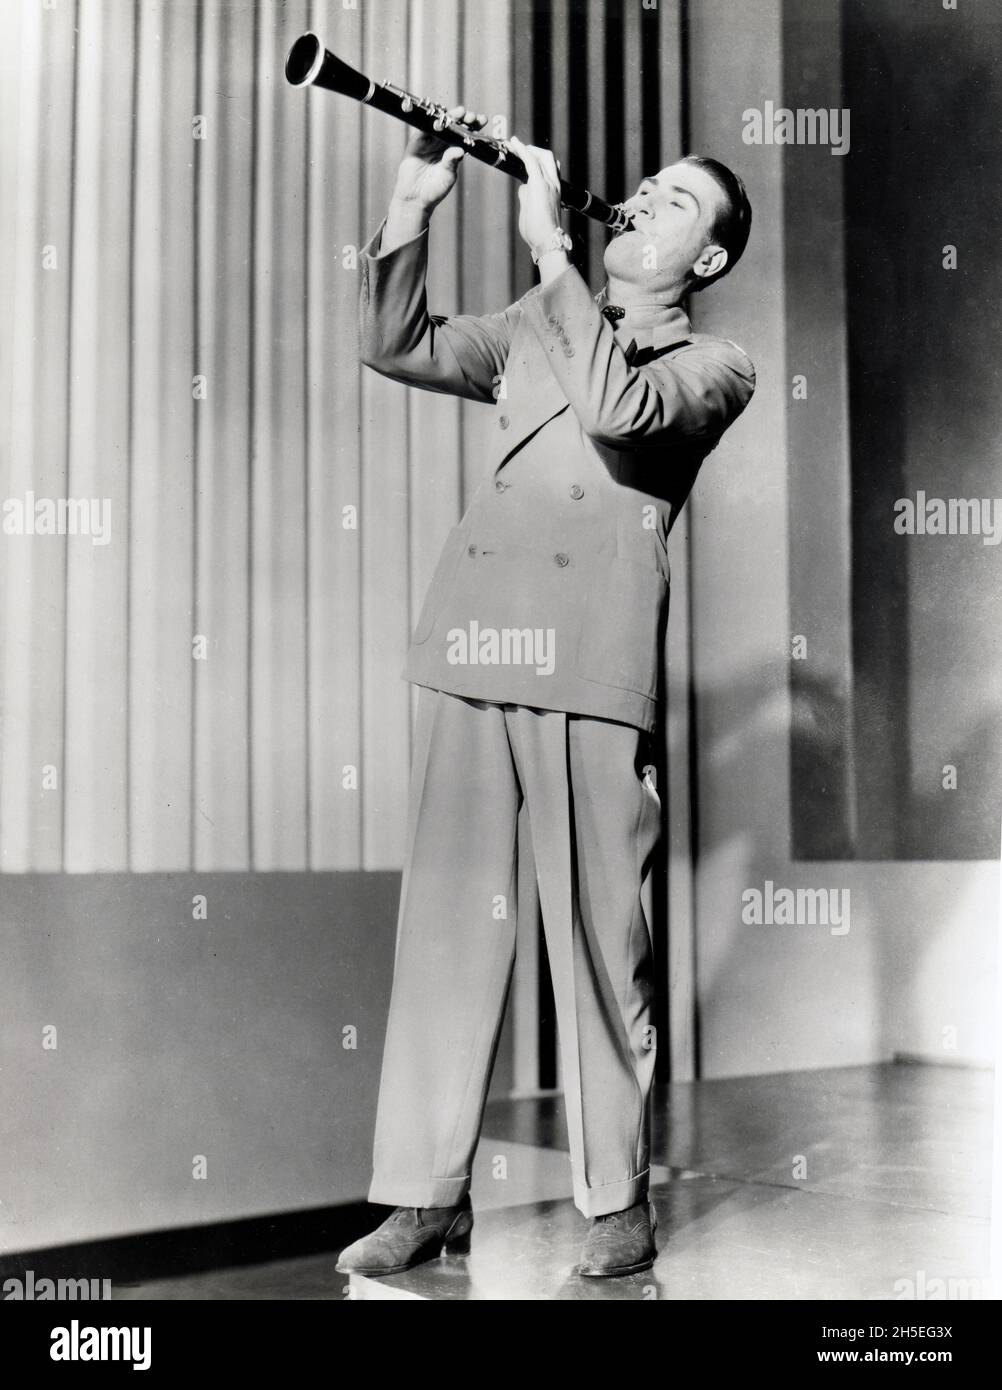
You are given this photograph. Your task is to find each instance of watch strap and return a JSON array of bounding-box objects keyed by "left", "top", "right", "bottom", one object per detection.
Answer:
[{"left": 531, "top": 227, "right": 573, "bottom": 264}]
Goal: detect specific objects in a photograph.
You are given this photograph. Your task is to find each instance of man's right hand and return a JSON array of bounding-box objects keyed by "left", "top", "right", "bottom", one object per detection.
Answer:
[{"left": 383, "top": 106, "right": 486, "bottom": 251}]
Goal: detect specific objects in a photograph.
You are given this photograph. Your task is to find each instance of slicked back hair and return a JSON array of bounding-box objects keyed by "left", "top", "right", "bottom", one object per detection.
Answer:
[{"left": 680, "top": 155, "right": 752, "bottom": 291}]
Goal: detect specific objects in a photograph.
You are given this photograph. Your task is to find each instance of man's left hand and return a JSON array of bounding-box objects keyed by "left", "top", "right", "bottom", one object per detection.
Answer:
[{"left": 509, "top": 135, "right": 564, "bottom": 259}]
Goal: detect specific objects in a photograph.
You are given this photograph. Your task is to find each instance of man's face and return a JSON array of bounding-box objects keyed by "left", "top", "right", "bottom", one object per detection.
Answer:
[{"left": 604, "top": 160, "right": 728, "bottom": 293}]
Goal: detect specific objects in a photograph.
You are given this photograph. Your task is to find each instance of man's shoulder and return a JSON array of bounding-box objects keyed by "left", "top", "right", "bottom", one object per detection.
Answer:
[{"left": 673, "top": 331, "right": 756, "bottom": 384}]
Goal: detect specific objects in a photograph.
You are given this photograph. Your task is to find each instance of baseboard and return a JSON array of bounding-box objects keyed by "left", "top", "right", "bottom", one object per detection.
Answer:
[{"left": 0, "top": 1202, "right": 376, "bottom": 1288}]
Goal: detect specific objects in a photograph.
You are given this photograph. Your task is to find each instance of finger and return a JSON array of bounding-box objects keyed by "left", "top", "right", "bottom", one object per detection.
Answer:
[
  {"left": 448, "top": 107, "right": 485, "bottom": 130},
  {"left": 534, "top": 147, "right": 560, "bottom": 179},
  {"left": 513, "top": 137, "right": 545, "bottom": 162},
  {"left": 509, "top": 135, "right": 538, "bottom": 170}
]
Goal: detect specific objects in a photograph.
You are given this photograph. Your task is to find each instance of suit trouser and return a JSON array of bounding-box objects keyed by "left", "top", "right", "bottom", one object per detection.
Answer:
[{"left": 368, "top": 685, "right": 662, "bottom": 1218}]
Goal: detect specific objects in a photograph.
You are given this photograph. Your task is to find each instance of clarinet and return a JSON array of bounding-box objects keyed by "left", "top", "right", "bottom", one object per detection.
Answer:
[{"left": 285, "top": 33, "right": 636, "bottom": 234}]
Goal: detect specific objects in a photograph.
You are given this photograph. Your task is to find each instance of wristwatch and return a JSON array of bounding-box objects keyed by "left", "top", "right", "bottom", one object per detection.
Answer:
[{"left": 531, "top": 227, "right": 573, "bottom": 264}]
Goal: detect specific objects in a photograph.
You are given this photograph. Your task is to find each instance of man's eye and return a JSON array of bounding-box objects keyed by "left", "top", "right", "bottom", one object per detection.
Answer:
[{"left": 670, "top": 200, "right": 682, "bottom": 208}]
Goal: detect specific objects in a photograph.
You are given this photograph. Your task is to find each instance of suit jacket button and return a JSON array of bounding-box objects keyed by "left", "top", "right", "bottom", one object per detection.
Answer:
[
  {"left": 495, "top": 479, "right": 507, "bottom": 492},
  {"left": 467, "top": 544, "right": 478, "bottom": 556},
  {"left": 554, "top": 552, "right": 570, "bottom": 567},
  {"left": 569, "top": 484, "right": 584, "bottom": 499},
  {"left": 499, "top": 414, "right": 510, "bottom": 429},
  {"left": 564, "top": 345, "right": 575, "bottom": 357}
]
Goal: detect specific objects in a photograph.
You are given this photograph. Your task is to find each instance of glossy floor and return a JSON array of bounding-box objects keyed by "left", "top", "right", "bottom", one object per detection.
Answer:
[{"left": 115, "top": 1062, "right": 993, "bottom": 1301}]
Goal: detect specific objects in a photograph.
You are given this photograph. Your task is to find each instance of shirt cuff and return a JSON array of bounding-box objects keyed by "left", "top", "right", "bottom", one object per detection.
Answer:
[{"left": 360, "top": 216, "right": 430, "bottom": 262}]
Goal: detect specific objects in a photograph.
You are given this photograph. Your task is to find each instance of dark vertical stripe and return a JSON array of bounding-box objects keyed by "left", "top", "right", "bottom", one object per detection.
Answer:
[
  {"left": 566, "top": 0, "right": 588, "bottom": 282},
  {"left": 456, "top": 0, "right": 465, "bottom": 519},
  {"left": 640, "top": 0, "right": 660, "bottom": 180},
  {"left": 603, "top": 0, "right": 624, "bottom": 200},
  {"left": 842, "top": 0, "right": 911, "bottom": 860},
  {"left": 402, "top": 0, "right": 414, "bottom": 780},
  {"left": 507, "top": 0, "right": 516, "bottom": 306},
  {"left": 536, "top": 925, "right": 558, "bottom": 1091},
  {"left": 531, "top": 0, "right": 551, "bottom": 150},
  {"left": 510, "top": 0, "right": 535, "bottom": 299},
  {"left": 356, "top": 0, "right": 366, "bottom": 867},
  {"left": 679, "top": 0, "right": 691, "bottom": 154},
  {"left": 303, "top": 0, "right": 313, "bottom": 868}
]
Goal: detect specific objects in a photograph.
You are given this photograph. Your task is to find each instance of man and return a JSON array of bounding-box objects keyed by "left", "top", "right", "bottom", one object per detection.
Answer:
[{"left": 337, "top": 110, "right": 755, "bottom": 1280}]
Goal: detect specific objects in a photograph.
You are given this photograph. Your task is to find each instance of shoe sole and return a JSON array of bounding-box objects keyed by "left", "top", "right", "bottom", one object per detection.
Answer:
[
  {"left": 336, "top": 1261, "right": 425, "bottom": 1277},
  {"left": 576, "top": 1254, "right": 656, "bottom": 1279},
  {"left": 335, "top": 1229, "right": 471, "bottom": 1278}
]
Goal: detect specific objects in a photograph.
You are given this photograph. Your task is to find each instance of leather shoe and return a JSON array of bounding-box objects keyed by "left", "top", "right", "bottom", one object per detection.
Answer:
[
  {"left": 335, "top": 1196, "right": 473, "bottom": 1276},
  {"left": 576, "top": 1198, "right": 657, "bottom": 1278}
]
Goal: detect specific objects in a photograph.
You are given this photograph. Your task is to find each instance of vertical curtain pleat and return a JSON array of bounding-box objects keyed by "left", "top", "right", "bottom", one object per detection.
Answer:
[
  {"left": 62, "top": 0, "right": 134, "bottom": 871},
  {"left": 305, "top": 1, "right": 363, "bottom": 870},
  {"left": 129, "top": 0, "right": 197, "bottom": 871},
  {"left": 192, "top": 0, "right": 255, "bottom": 871},
  {"left": 358, "top": 0, "right": 412, "bottom": 869},
  {"left": 1, "top": 0, "right": 73, "bottom": 871},
  {"left": 249, "top": 0, "right": 310, "bottom": 870}
]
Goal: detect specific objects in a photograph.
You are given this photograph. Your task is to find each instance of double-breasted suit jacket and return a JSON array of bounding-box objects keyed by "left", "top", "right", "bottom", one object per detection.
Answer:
[{"left": 359, "top": 220, "right": 756, "bottom": 734}]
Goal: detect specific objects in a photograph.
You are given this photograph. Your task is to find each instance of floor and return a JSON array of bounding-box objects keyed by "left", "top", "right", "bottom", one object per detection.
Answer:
[{"left": 109, "top": 1062, "right": 993, "bottom": 1301}]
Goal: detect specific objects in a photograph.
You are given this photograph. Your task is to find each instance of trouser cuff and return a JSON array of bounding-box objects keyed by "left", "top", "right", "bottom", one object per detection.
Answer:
[
  {"left": 573, "top": 1167, "right": 650, "bottom": 1217},
  {"left": 368, "top": 1173, "right": 471, "bottom": 1208}
]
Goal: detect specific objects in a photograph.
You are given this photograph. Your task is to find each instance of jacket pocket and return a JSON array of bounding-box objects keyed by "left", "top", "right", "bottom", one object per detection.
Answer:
[
  {"left": 575, "top": 558, "right": 669, "bottom": 699},
  {"left": 411, "top": 524, "right": 468, "bottom": 645}
]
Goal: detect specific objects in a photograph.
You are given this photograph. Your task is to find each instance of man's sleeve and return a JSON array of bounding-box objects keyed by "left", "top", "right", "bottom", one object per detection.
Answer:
[
  {"left": 519, "top": 260, "right": 756, "bottom": 448},
  {"left": 358, "top": 218, "right": 521, "bottom": 404}
]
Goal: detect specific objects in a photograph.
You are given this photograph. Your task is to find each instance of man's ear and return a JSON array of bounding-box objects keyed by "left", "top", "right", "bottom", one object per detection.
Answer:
[{"left": 692, "top": 244, "right": 728, "bottom": 283}]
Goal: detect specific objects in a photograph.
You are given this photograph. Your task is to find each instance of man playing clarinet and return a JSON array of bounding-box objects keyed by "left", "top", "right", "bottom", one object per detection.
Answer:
[{"left": 337, "top": 109, "right": 755, "bottom": 1279}]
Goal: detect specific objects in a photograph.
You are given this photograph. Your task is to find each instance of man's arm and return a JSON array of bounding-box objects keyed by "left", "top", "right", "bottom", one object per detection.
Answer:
[
  {"left": 359, "top": 216, "right": 520, "bottom": 405},
  {"left": 357, "top": 106, "right": 518, "bottom": 404},
  {"left": 519, "top": 261, "right": 755, "bottom": 447}
]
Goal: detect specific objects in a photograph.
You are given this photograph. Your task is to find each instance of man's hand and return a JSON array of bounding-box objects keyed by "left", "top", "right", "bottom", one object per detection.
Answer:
[
  {"left": 509, "top": 135, "right": 565, "bottom": 264},
  {"left": 382, "top": 106, "right": 485, "bottom": 252}
]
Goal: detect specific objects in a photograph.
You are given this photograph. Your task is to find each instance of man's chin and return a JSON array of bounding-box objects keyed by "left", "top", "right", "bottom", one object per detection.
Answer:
[{"left": 603, "top": 233, "right": 643, "bottom": 278}]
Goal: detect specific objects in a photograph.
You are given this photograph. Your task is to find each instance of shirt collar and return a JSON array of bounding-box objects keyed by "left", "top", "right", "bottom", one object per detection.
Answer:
[{"left": 595, "top": 289, "right": 692, "bottom": 356}]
